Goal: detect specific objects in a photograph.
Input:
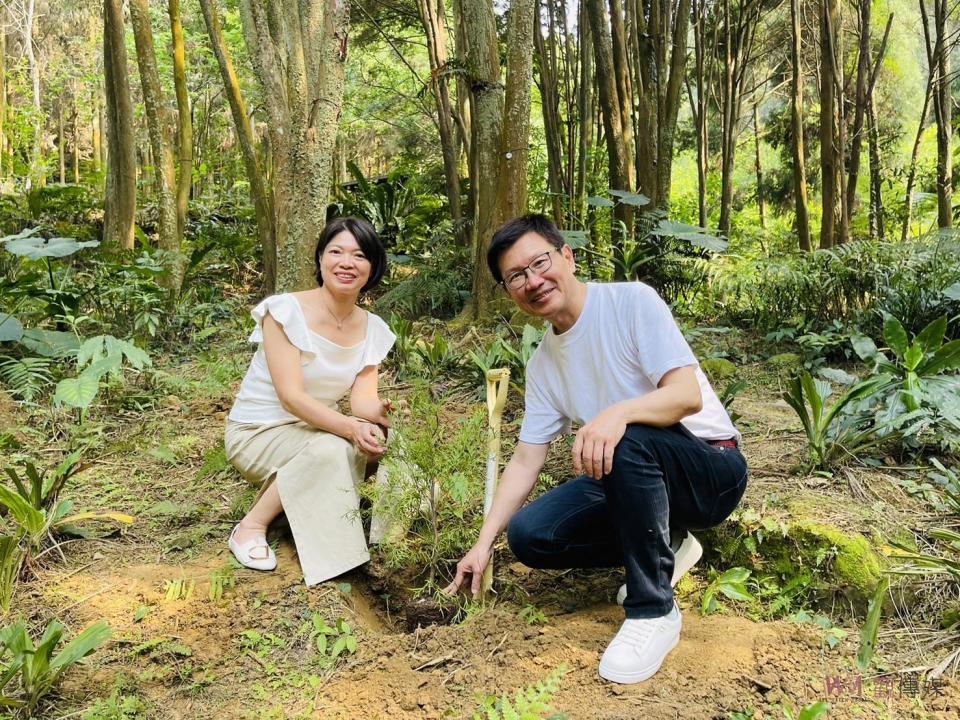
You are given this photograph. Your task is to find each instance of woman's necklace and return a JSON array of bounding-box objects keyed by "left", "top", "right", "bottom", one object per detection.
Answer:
[{"left": 319, "top": 295, "right": 355, "bottom": 330}]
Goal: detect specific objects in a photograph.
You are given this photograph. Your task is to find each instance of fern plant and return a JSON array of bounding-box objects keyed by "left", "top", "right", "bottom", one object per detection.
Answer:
[
  {"left": 0, "top": 355, "right": 54, "bottom": 402},
  {"left": 471, "top": 664, "right": 568, "bottom": 720},
  {"left": 53, "top": 334, "right": 151, "bottom": 411}
]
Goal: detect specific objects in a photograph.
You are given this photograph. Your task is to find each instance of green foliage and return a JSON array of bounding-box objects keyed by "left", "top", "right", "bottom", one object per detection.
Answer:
[
  {"left": 0, "top": 356, "right": 54, "bottom": 402},
  {"left": 518, "top": 604, "right": 548, "bottom": 626},
  {"left": 471, "top": 664, "right": 568, "bottom": 720},
  {"left": 54, "top": 335, "right": 152, "bottom": 411},
  {"left": 782, "top": 371, "right": 891, "bottom": 470},
  {"left": 786, "top": 610, "right": 847, "bottom": 650},
  {"left": 0, "top": 618, "right": 112, "bottom": 714},
  {"left": 305, "top": 616, "right": 357, "bottom": 669},
  {"left": 856, "top": 578, "right": 888, "bottom": 671},
  {"left": 375, "top": 252, "right": 470, "bottom": 320},
  {"left": 701, "top": 567, "right": 754, "bottom": 614},
  {"left": 363, "top": 389, "right": 487, "bottom": 590}
]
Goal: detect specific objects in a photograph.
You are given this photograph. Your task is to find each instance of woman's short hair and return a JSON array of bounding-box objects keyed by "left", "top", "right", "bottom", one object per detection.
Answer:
[
  {"left": 314, "top": 217, "right": 387, "bottom": 292},
  {"left": 486, "top": 214, "right": 566, "bottom": 284}
]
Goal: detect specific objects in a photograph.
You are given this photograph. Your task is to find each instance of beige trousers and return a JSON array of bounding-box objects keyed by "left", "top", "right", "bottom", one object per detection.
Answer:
[{"left": 225, "top": 419, "right": 369, "bottom": 586}]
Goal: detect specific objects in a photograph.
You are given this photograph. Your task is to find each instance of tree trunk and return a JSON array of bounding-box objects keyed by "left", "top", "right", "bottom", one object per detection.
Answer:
[
  {"left": 845, "top": 0, "right": 871, "bottom": 222},
  {"left": 535, "top": 0, "right": 566, "bottom": 224},
  {"left": 168, "top": 0, "right": 192, "bottom": 239},
  {"left": 819, "top": 0, "right": 841, "bottom": 249},
  {"left": 239, "top": 0, "right": 349, "bottom": 292},
  {"left": 923, "top": 0, "right": 953, "bottom": 229},
  {"left": 24, "top": 0, "right": 42, "bottom": 188},
  {"left": 1, "top": 17, "right": 6, "bottom": 181},
  {"left": 102, "top": 0, "right": 137, "bottom": 250},
  {"left": 416, "top": 0, "right": 465, "bottom": 242},
  {"left": 691, "top": 0, "right": 708, "bottom": 229},
  {"left": 753, "top": 104, "right": 765, "bottom": 230},
  {"left": 93, "top": 89, "right": 103, "bottom": 173},
  {"left": 867, "top": 96, "right": 883, "bottom": 241},
  {"left": 789, "top": 0, "right": 810, "bottom": 251},
  {"left": 901, "top": 74, "right": 934, "bottom": 241},
  {"left": 71, "top": 107, "right": 79, "bottom": 184},
  {"left": 586, "top": 0, "right": 633, "bottom": 254},
  {"left": 464, "top": 0, "right": 537, "bottom": 318},
  {"left": 130, "top": 0, "right": 183, "bottom": 291},
  {"left": 574, "top": 1, "right": 593, "bottom": 227},
  {"left": 200, "top": 0, "right": 276, "bottom": 292},
  {"left": 58, "top": 102, "right": 65, "bottom": 184}
]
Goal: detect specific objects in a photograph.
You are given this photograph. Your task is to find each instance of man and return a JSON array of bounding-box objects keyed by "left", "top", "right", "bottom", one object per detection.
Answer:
[{"left": 444, "top": 214, "right": 747, "bottom": 684}]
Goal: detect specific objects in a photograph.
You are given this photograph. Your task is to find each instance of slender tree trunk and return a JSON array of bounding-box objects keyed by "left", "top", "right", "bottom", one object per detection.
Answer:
[
  {"left": 417, "top": 0, "right": 465, "bottom": 242},
  {"left": 692, "top": 0, "right": 708, "bottom": 228},
  {"left": 169, "top": 0, "right": 192, "bottom": 239},
  {"left": 924, "top": 0, "right": 953, "bottom": 228},
  {"left": 24, "top": 0, "right": 41, "bottom": 188},
  {"left": 58, "top": 102, "right": 65, "bottom": 184},
  {"left": 901, "top": 72, "right": 935, "bottom": 241},
  {"left": 752, "top": 104, "right": 765, "bottom": 230},
  {"left": 0, "top": 17, "right": 6, "bottom": 181},
  {"left": 845, "top": 0, "right": 871, "bottom": 221},
  {"left": 130, "top": 0, "right": 183, "bottom": 291},
  {"left": 71, "top": 108, "right": 79, "bottom": 183},
  {"left": 867, "top": 96, "right": 883, "bottom": 241},
  {"left": 586, "top": 0, "right": 633, "bottom": 255},
  {"left": 535, "top": 0, "right": 565, "bottom": 224},
  {"left": 789, "top": 0, "right": 810, "bottom": 250},
  {"left": 239, "top": 0, "right": 349, "bottom": 292},
  {"left": 102, "top": 0, "right": 136, "bottom": 250},
  {"left": 574, "top": 2, "right": 593, "bottom": 227},
  {"left": 200, "top": 0, "right": 276, "bottom": 292},
  {"left": 93, "top": 89, "right": 103, "bottom": 173},
  {"left": 819, "top": 0, "right": 841, "bottom": 249}
]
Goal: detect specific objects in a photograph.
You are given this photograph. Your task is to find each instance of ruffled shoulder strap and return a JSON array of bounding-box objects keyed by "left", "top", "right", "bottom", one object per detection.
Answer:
[
  {"left": 360, "top": 312, "right": 396, "bottom": 368},
  {"left": 248, "top": 294, "right": 316, "bottom": 363}
]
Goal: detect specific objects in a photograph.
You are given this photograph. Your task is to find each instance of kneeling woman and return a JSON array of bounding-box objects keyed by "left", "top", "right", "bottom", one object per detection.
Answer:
[{"left": 225, "top": 217, "right": 395, "bottom": 585}]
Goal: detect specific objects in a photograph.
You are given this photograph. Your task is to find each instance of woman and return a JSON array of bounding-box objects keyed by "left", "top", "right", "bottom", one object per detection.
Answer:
[{"left": 224, "top": 216, "right": 395, "bottom": 586}]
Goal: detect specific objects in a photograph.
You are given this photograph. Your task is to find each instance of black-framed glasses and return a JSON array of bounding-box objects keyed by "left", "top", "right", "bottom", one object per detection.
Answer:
[{"left": 501, "top": 249, "right": 559, "bottom": 291}]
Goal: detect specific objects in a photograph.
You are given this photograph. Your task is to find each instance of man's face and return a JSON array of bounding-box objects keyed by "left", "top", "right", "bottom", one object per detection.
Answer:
[{"left": 498, "top": 231, "right": 576, "bottom": 319}]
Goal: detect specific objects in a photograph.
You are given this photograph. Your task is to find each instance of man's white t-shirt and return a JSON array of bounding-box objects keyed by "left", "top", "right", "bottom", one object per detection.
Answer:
[{"left": 518, "top": 282, "right": 740, "bottom": 445}]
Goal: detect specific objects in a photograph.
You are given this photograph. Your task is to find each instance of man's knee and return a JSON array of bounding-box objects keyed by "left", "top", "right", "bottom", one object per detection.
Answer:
[{"left": 506, "top": 511, "right": 547, "bottom": 568}]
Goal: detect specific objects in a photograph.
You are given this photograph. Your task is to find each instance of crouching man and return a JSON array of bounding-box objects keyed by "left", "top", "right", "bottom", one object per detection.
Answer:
[{"left": 444, "top": 214, "right": 748, "bottom": 684}]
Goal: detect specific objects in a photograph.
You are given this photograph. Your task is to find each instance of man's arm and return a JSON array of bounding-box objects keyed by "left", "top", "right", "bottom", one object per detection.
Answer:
[
  {"left": 572, "top": 365, "right": 702, "bottom": 480},
  {"left": 443, "top": 440, "right": 549, "bottom": 596}
]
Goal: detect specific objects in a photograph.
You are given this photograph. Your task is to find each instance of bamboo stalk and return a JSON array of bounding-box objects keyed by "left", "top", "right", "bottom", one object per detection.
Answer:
[{"left": 481, "top": 368, "right": 510, "bottom": 599}]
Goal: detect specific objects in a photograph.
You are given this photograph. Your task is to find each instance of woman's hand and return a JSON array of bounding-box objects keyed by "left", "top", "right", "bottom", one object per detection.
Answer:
[
  {"left": 371, "top": 398, "right": 393, "bottom": 427},
  {"left": 443, "top": 542, "right": 492, "bottom": 597},
  {"left": 350, "top": 418, "right": 386, "bottom": 458}
]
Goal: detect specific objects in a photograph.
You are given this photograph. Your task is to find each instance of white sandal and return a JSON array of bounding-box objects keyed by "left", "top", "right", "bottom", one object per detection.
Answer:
[{"left": 229, "top": 525, "right": 277, "bottom": 571}]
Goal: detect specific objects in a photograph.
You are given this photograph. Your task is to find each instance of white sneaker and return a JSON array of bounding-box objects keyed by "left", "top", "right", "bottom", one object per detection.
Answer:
[
  {"left": 599, "top": 602, "right": 682, "bottom": 684},
  {"left": 229, "top": 525, "right": 277, "bottom": 571},
  {"left": 616, "top": 532, "right": 703, "bottom": 605}
]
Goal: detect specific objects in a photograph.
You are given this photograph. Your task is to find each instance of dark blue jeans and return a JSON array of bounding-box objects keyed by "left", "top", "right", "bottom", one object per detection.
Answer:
[{"left": 507, "top": 423, "right": 748, "bottom": 619}]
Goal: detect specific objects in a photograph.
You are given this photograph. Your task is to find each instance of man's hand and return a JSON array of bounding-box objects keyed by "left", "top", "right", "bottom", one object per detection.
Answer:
[
  {"left": 572, "top": 404, "right": 627, "bottom": 479},
  {"left": 443, "top": 543, "right": 492, "bottom": 597}
]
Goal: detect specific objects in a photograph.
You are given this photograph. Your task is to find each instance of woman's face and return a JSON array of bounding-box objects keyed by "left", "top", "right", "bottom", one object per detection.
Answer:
[{"left": 319, "top": 230, "right": 371, "bottom": 293}]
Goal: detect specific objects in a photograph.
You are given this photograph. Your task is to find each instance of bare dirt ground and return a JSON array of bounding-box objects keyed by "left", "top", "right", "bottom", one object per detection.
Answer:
[{"left": 11, "top": 349, "right": 960, "bottom": 719}]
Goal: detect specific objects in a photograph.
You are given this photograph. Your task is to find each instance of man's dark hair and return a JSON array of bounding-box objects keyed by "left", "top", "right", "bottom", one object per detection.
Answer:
[
  {"left": 314, "top": 216, "right": 387, "bottom": 292},
  {"left": 487, "top": 214, "right": 566, "bottom": 284}
]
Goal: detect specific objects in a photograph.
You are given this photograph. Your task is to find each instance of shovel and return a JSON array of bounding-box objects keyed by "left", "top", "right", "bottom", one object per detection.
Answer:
[{"left": 482, "top": 368, "right": 510, "bottom": 599}]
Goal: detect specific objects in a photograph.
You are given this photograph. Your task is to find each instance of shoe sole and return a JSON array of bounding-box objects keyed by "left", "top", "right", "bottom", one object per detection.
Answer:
[
  {"left": 598, "top": 632, "right": 680, "bottom": 684},
  {"left": 616, "top": 534, "right": 703, "bottom": 605}
]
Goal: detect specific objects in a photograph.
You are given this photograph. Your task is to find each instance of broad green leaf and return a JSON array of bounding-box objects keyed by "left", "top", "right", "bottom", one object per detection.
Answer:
[
  {"left": 718, "top": 583, "right": 753, "bottom": 603},
  {"left": 0, "top": 314, "right": 23, "bottom": 343},
  {"left": 330, "top": 635, "right": 347, "bottom": 659},
  {"left": 850, "top": 335, "right": 880, "bottom": 362},
  {"left": 18, "top": 328, "right": 79, "bottom": 357},
  {"left": 857, "top": 578, "right": 888, "bottom": 670},
  {"left": 797, "top": 702, "right": 831, "bottom": 720},
  {"left": 918, "top": 339, "right": 960, "bottom": 375},
  {"left": 585, "top": 195, "right": 614, "bottom": 208},
  {"left": 817, "top": 368, "right": 858, "bottom": 386},
  {"left": 903, "top": 343, "right": 924, "bottom": 372},
  {"left": 916, "top": 315, "right": 948, "bottom": 354},
  {"left": 344, "top": 635, "right": 357, "bottom": 653},
  {"left": 882, "top": 317, "right": 908, "bottom": 358},
  {"left": 49, "top": 621, "right": 111, "bottom": 673},
  {"left": 559, "top": 230, "right": 589, "bottom": 249},
  {"left": 0, "top": 485, "right": 45, "bottom": 535},
  {"left": 608, "top": 190, "right": 650, "bottom": 206},
  {"left": 4, "top": 236, "right": 99, "bottom": 260},
  {"left": 943, "top": 281, "right": 960, "bottom": 301},
  {"left": 53, "top": 371, "right": 101, "bottom": 409}
]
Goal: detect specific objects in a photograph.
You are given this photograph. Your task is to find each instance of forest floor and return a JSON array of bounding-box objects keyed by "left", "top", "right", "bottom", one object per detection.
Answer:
[{"left": 7, "top": 329, "right": 960, "bottom": 720}]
